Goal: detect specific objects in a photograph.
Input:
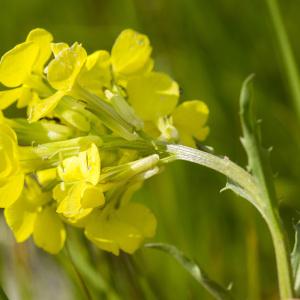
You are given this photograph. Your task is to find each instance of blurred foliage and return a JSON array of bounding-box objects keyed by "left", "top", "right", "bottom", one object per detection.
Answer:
[{"left": 1, "top": 0, "right": 300, "bottom": 299}]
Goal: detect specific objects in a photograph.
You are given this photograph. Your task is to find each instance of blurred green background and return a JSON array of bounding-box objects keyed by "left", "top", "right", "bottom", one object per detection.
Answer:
[{"left": 1, "top": 0, "right": 300, "bottom": 299}]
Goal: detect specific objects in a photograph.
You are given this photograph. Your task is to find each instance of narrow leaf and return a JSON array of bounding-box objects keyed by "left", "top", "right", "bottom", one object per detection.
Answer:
[
  {"left": 145, "top": 243, "right": 233, "bottom": 300},
  {"left": 239, "top": 74, "right": 277, "bottom": 207}
]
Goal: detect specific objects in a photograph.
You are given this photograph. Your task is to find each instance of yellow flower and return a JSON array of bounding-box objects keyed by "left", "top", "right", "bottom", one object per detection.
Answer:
[
  {"left": 55, "top": 143, "right": 105, "bottom": 223},
  {"left": 0, "top": 124, "right": 24, "bottom": 207},
  {"left": 57, "top": 143, "right": 100, "bottom": 185},
  {"left": 172, "top": 100, "right": 209, "bottom": 147},
  {"left": 127, "top": 72, "right": 179, "bottom": 121},
  {"left": 30, "top": 43, "right": 111, "bottom": 121},
  {"left": 0, "top": 28, "right": 53, "bottom": 109},
  {"left": 0, "top": 27, "right": 211, "bottom": 257},
  {"left": 27, "top": 42, "right": 88, "bottom": 122},
  {"left": 47, "top": 42, "right": 87, "bottom": 92},
  {"left": 111, "top": 29, "right": 153, "bottom": 82},
  {"left": 77, "top": 50, "right": 112, "bottom": 97},
  {"left": 28, "top": 91, "right": 65, "bottom": 123},
  {"left": 85, "top": 203, "right": 157, "bottom": 255},
  {"left": 4, "top": 176, "right": 66, "bottom": 254},
  {"left": 54, "top": 182, "right": 105, "bottom": 224}
]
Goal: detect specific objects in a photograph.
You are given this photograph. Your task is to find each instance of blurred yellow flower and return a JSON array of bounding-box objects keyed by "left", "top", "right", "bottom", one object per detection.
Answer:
[
  {"left": 5, "top": 176, "right": 66, "bottom": 254},
  {"left": 111, "top": 29, "right": 153, "bottom": 82},
  {"left": 85, "top": 203, "right": 156, "bottom": 255},
  {"left": 172, "top": 100, "right": 209, "bottom": 147},
  {"left": 127, "top": 72, "right": 179, "bottom": 121},
  {"left": 0, "top": 124, "right": 24, "bottom": 207},
  {"left": 55, "top": 143, "right": 105, "bottom": 223},
  {"left": 0, "top": 28, "right": 53, "bottom": 109}
]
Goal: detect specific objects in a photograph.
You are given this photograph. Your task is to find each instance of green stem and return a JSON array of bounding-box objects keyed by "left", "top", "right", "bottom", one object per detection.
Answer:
[
  {"left": 166, "top": 144, "right": 261, "bottom": 213},
  {"left": 240, "top": 75, "right": 294, "bottom": 299},
  {"left": 265, "top": 0, "right": 300, "bottom": 119},
  {"left": 166, "top": 144, "right": 294, "bottom": 299},
  {"left": 266, "top": 210, "right": 294, "bottom": 299},
  {"left": 65, "top": 246, "right": 93, "bottom": 300}
]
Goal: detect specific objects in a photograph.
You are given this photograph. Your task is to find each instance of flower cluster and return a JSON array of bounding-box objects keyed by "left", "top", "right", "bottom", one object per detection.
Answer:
[{"left": 0, "top": 28, "right": 209, "bottom": 255}]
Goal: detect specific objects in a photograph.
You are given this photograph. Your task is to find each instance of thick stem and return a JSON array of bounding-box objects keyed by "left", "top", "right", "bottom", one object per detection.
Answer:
[
  {"left": 166, "top": 144, "right": 294, "bottom": 299},
  {"left": 266, "top": 211, "right": 294, "bottom": 299},
  {"left": 166, "top": 144, "right": 261, "bottom": 212}
]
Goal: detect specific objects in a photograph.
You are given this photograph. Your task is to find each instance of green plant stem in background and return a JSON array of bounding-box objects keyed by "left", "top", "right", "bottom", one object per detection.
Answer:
[
  {"left": 66, "top": 230, "right": 121, "bottom": 300},
  {"left": 65, "top": 246, "right": 93, "bottom": 300},
  {"left": 265, "top": 0, "right": 300, "bottom": 120}
]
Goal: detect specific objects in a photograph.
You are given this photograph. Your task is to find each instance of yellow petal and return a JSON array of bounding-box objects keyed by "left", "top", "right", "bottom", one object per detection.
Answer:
[
  {"left": 85, "top": 203, "right": 156, "bottom": 255},
  {"left": 0, "top": 173, "right": 24, "bottom": 208},
  {"left": 80, "top": 143, "right": 101, "bottom": 185},
  {"left": 23, "top": 176, "right": 52, "bottom": 207},
  {"left": 116, "top": 203, "right": 157, "bottom": 238},
  {"left": 176, "top": 132, "right": 197, "bottom": 148},
  {"left": 0, "top": 122, "right": 17, "bottom": 142},
  {"left": 127, "top": 72, "right": 179, "bottom": 121},
  {"left": 28, "top": 90, "right": 65, "bottom": 123},
  {"left": 0, "top": 111, "right": 4, "bottom": 123},
  {"left": 0, "top": 41, "right": 39, "bottom": 87},
  {"left": 51, "top": 43, "right": 69, "bottom": 57},
  {"left": 36, "top": 168, "right": 57, "bottom": 187},
  {"left": 111, "top": 29, "right": 152, "bottom": 79},
  {"left": 17, "top": 86, "right": 32, "bottom": 108},
  {"left": 57, "top": 155, "right": 84, "bottom": 183},
  {"left": 78, "top": 50, "right": 112, "bottom": 96},
  {"left": 172, "top": 100, "right": 209, "bottom": 146},
  {"left": 56, "top": 182, "right": 93, "bottom": 221},
  {"left": 0, "top": 124, "right": 19, "bottom": 179},
  {"left": 4, "top": 195, "right": 37, "bottom": 242},
  {"left": 58, "top": 143, "right": 100, "bottom": 184},
  {"left": 53, "top": 183, "right": 70, "bottom": 203},
  {"left": 33, "top": 206, "right": 66, "bottom": 254},
  {"left": 80, "top": 184, "right": 105, "bottom": 209},
  {"left": 26, "top": 28, "right": 53, "bottom": 73},
  {"left": 47, "top": 42, "right": 87, "bottom": 91},
  {"left": 85, "top": 210, "right": 141, "bottom": 255},
  {"left": 0, "top": 87, "right": 23, "bottom": 109},
  {"left": 85, "top": 212, "right": 120, "bottom": 255}
]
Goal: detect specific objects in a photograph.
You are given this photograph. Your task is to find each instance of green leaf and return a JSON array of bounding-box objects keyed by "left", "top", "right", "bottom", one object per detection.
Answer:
[
  {"left": 145, "top": 243, "right": 233, "bottom": 300},
  {"left": 239, "top": 74, "right": 278, "bottom": 210},
  {"left": 291, "top": 222, "right": 300, "bottom": 296}
]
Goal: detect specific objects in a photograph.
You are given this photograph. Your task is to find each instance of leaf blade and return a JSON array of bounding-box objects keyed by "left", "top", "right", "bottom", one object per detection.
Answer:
[{"left": 145, "top": 243, "right": 233, "bottom": 300}]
